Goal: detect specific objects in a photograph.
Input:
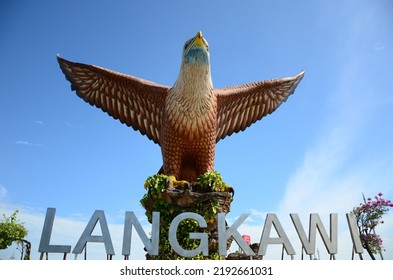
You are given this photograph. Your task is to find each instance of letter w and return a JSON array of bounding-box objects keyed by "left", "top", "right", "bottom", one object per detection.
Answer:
[{"left": 290, "top": 213, "right": 338, "bottom": 257}]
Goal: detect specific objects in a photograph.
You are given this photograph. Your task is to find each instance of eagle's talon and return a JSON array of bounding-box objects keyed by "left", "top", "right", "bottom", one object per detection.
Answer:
[
  {"left": 226, "top": 186, "right": 235, "bottom": 196},
  {"left": 166, "top": 175, "right": 191, "bottom": 191}
]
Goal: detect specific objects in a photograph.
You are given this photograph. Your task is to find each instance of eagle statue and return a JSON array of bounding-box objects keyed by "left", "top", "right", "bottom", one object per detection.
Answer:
[{"left": 57, "top": 31, "right": 304, "bottom": 184}]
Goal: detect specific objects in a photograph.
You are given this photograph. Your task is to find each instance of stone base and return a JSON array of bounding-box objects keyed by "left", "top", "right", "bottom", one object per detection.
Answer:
[
  {"left": 141, "top": 173, "right": 234, "bottom": 259},
  {"left": 143, "top": 188, "right": 233, "bottom": 212}
]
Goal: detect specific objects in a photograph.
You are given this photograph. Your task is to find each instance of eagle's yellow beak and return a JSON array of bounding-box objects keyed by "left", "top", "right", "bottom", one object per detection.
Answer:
[{"left": 194, "top": 31, "right": 204, "bottom": 47}]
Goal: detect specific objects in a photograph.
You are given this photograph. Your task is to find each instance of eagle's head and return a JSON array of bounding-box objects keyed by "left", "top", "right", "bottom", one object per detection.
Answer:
[
  {"left": 173, "top": 31, "right": 213, "bottom": 93},
  {"left": 182, "top": 31, "right": 210, "bottom": 65}
]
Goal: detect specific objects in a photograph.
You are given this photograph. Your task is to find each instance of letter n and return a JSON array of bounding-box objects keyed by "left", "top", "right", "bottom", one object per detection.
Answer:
[{"left": 122, "top": 211, "right": 159, "bottom": 257}]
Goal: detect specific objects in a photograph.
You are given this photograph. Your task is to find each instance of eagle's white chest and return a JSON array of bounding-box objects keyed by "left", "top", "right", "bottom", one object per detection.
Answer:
[{"left": 166, "top": 63, "right": 216, "bottom": 140}]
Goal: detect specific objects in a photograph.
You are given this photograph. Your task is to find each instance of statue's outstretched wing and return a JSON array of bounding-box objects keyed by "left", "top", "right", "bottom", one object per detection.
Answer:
[
  {"left": 57, "top": 56, "right": 170, "bottom": 145},
  {"left": 215, "top": 71, "right": 304, "bottom": 142}
]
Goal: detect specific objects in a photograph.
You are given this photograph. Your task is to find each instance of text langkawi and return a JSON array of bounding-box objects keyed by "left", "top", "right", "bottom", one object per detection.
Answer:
[{"left": 38, "top": 208, "right": 364, "bottom": 259}]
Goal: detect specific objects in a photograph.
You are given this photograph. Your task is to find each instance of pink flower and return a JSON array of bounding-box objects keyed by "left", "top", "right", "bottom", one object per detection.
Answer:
[{"left": 378, "top": 192, "right": 383, "bottom": 197}]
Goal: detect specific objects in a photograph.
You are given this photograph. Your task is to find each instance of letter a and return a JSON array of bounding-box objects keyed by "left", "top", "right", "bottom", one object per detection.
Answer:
[
  {"left": 72, "top": 210, "right": 115, "bottom": 256},
  {"left": 258, "top": 213, "right": 295, "bottom": 257}
]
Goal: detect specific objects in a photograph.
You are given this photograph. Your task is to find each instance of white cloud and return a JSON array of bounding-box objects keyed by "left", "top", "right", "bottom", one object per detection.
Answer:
[
  {"left": 14, "top": 140, "right": 42, "bottom": 146},
  {"left": 65, "top": 122, "right": 83, "bottom": 129},
  {"left": 34, "top": 120, "right": 44, "bottom": 125},
  {"left": 267, "top": 88, "right": 393, "bottom": 259},
  {"left": 261, "top": 4, "right": 393, "bottom": 259},
  {"left": 265, "top": 47, "right": 393, "bottom": 261}
]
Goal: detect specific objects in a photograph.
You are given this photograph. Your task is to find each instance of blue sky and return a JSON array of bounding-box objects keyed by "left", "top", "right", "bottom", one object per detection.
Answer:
[{"left": 1, "top": 0, "right": 393, "bottom": 260}]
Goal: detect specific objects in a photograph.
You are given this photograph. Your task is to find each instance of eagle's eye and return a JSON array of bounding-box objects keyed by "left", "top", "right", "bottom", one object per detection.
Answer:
[{"left": 184, "top": 40, "right": 192, "bottom": 51}]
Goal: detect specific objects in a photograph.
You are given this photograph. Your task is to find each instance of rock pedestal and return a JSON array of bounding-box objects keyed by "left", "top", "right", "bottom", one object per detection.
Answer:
[{"left": 141, "top": 174, "right": 234, "bottom": 259}]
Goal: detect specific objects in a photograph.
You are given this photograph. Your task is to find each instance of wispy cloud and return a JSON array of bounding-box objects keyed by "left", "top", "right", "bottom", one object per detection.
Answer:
[
  {"left": 374, "top": 42, "right": 385, "bottom": 52},
  {"left": 65, "top": 122, "right": 75, "bottom": 128},
  {"left": 34, "top": 120, "right": 44, "bottom": 125},
  {"left": 278, "top": 3, "right": 393, "bottom": 213},
  {"left": 14, "top": 140, "right": 42, "bottom": 146},
  {"left": 227, "top": 4, "right": 393, "bottom": 260},
  {"left": 0, "top": 185, "right": 7, "bottom": 199},
  {"left": 65, "top": 122, "right": 84, "bottom": 130},
  {"left": 268, "top": 6, "right": 393, "bottom": 260}
]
